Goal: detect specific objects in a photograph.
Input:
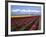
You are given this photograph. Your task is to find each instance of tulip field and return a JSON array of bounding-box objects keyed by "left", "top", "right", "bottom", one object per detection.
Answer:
[{"left": 11, "top": 16, "right": 41, "bottom": 31}]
